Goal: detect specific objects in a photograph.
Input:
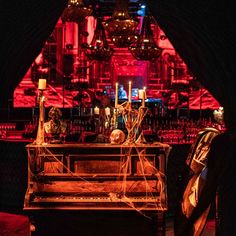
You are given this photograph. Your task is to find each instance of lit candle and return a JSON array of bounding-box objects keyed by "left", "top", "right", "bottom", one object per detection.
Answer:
[
  {"left": 128, "top": 81, "right": 132, "bottom": 103},
  {"left": 105, "top": 107, "right": 110, "bottom": 116},
  {"left": 38, "top": 79, "right": 47, "bottom": 90},
  {"left": 115, "top": 82, "right": 118, "bottom": 108},
  {"left": 143, "top": 86, "right": 146, "bottom": 97},
  {"left": 138, "top": 89, "right": 143, "bottom": 99},
  {"left": 142, "top": 87, "right": 146, "bottom": 107},
  {"left": 94, "top": 106, "right": 99, "bottom": 115}
]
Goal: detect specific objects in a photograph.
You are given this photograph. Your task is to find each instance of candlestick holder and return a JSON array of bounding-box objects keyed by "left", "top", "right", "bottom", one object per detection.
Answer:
[
  {"left": 34, "top": 89, "right": 46, "bottom": 145},
  {"left": 122, "top": 102, "right": 148, "bottom": 145},
  {"left": 135, "top": 106, "right": 148, "bottom": 144},
  {"left": 94, "top": 108, "right": 112, "bottom": 142},
  {"left": 123, "top": 110, "right": 138, "bottom": 144},
  {"left": 110, "top": 108, "right": 119, "bottom": 130}
]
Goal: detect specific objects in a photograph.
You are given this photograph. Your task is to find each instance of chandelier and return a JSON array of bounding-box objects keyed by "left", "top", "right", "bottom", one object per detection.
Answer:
[
  {"left": 103, "top": 0, "right": 139, "bottom": 48},
  {"left": 129, "top": 15, "right": 162, "bottom": 60},
  {"left": 61, "top": 0, "right": 93, "bottom": 23},
  {"left": 83, "top": 17, "right": 114, "bottom": 61}
]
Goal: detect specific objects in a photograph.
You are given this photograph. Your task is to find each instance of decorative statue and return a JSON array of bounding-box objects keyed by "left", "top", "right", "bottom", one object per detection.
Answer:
[{"left": 44, "top": 107, "right": 67, "bottom": 143}]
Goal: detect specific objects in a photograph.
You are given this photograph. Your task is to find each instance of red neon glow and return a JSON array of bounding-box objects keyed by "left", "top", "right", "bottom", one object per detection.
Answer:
[{"left": 13, "top": 17, "right": 220, "bottom": 110}]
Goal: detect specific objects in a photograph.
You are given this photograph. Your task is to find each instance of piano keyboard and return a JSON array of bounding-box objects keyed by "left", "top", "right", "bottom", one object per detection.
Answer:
[
  {"left": 33, "top": 195, "right": 160, "bottom": 203},
  {"left": 25, "top": 194, "right": 167, "bottom": 211}
]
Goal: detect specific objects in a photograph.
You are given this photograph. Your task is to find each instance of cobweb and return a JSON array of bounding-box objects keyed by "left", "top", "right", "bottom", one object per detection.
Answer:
[{"left": 28, "top": 103, "right": 168, "bottom": 218}]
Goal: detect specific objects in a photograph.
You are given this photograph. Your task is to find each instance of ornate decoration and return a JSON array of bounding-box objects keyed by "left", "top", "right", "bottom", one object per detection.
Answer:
[
  {"left": 103, "top": 0, "right": 139, "bottom": 48},
  {"left": 129, "top": 15, "right": 162, "bottom": 60},
  {"left": 83, "top": 17, "right": 114, "bottom": 61},
  {"left": 61, "top": 0, "right": 93, "bottom": 23}
]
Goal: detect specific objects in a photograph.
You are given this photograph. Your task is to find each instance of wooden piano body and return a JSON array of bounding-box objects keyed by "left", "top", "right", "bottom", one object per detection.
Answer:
[{"left": 24, "top": 143, "right": 170, "bottom": 212}]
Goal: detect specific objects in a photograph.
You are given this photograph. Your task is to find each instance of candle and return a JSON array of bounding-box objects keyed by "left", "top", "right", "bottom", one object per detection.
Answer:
[
  {"left": 94, "top": 106, "right": 99, "bottom": 115},
  {"left": 142, "top": 87, "right": 146, "bottom": 107},
  {"left": 139, "top": 88, "right": 146, "bottom": 107},
  {"left": 115, "top": 82, "right": 118, "bottom": 108},
  {"left": 128, "top": 81, "right": 132, "bottom": 103},
  {"left": 38, "top": 79, "right": 47, "bottom": 90},
  {"left": 105, "top": 107, "right": 110, "bottom": 116},
  {"left": 142, "top": 90, "right": 145, "bottom": 107},
  {"left": 138, "top": 89, "right": 144, "bottom": 99}
]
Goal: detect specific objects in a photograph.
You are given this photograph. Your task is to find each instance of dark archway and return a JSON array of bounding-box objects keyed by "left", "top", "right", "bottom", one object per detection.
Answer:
[{"left": 0, "top": 1, "right": 67, "bottom": 117}]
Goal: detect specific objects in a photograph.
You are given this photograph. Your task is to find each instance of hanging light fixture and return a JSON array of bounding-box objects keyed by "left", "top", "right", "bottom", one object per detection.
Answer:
[
  {"left": 129, "top": 15, "right": 162, "bottom": 60},
  {"left": 103, "top": 0, "right": 139, "bottom": 48},
  {"left": 61, "top": 0, "right": 93, "bottom": 23},
  {"left": 83, "top": 17, "right": 114, "bottom": 61}
]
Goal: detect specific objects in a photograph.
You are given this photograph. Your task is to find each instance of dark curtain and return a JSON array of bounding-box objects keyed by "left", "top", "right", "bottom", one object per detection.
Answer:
[
  {"left": 145, "top": 1, "right": 236, "bottom": 234},
  {"left": 147, "top": 0, "right": 236, "bottom": 131},
  {"left": 0, "top": 1, "right": 67, "bottom": 116}
]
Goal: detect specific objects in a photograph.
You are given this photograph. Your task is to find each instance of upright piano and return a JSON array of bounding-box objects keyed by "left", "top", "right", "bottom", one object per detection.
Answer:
[{"left": 24, "top": 142, "right": 171, "bottom": 235}]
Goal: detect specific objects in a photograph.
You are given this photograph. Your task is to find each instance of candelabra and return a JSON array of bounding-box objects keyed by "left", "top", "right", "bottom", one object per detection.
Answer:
[
  {"left": 135, "top": 106, "right": 148, "bottom": 144},
  {"left": 122, "top": 102, "right": 148, "bottom": 145},
  {"left": 94, "top": 107, "right": 112, "bottom": 142},
  {"left": 110, "top": 81, "right": 148, "bottom": 144},
  {"left": 110, "top": 108, "right": 119, "bottom": 130}
]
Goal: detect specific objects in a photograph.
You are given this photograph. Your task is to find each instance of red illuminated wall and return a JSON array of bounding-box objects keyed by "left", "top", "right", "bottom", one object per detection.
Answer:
[{"left": 13, "top": 17, "right": 220, "bottom": 110}]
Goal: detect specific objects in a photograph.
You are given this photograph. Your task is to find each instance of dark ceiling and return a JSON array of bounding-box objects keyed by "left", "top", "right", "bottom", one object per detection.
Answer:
[{"left": 85, "top": 0, "right": 145, "bottom": 17}]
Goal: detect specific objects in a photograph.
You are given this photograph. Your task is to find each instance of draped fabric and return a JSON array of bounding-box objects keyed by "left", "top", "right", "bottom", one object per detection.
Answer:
[
  {"left": 174, "top": 128, "right": 220, "bottom": 236},
  {"left": 146, "top": 0, "right": 236, "bottom": 132},
  {"left": 0, "top": 1, "right": 67, "bottom": 116},
  {"left": 144, "top": 1, "right": 236, "bottom": 234}
]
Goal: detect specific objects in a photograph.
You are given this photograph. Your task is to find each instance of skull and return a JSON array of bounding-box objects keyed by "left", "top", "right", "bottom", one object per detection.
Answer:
[
  {"left": 213, "top": 106, "right": 224, "bottom": 124},
  {"left": 110, "top": 129, "right": 126, "bottom": 144}
]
